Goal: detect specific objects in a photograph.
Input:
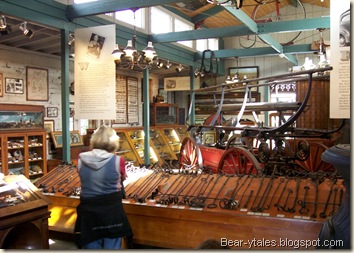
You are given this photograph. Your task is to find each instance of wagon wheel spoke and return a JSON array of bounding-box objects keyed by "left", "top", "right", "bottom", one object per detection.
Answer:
[
  {"left": 217, "top": 147, "right": 262, "bottom": 175},
  {"left": 296, "top": 142, "right": 335, "bottom": 172},
  {"left": 178, "top": 137, "right": 203, "bottom": 173}
]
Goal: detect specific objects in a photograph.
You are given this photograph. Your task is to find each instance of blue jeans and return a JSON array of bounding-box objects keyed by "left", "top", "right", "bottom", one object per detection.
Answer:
[{"left": 84, "top": 237, "right": 122, "bottom": 249}]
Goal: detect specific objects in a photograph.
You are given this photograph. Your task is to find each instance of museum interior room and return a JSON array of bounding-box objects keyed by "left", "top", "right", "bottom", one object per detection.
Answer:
[{"left": 0, "top": 0, "right": 351, "bottom": 250}]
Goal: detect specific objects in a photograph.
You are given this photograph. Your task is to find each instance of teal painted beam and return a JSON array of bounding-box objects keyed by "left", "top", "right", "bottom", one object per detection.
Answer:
[
  {"left": 67, "top": 0, "right": 182, "bottom": 20},
  {"left": 148, "top": 26, "right": 252, "bottom": 43},
  {"left": 149, "top": 17, "right": 329, "bottom": 43},
  {"left": 223, "top": 6, "right": 258, "bottom": 33},
  {"left": 258, "top": 34, "right": 298, "bottom": 64},
  {"left": 258, "top": 17, "right": 330, "bottom": 33},
  {"left": 192, "top": 5, "right": 224, "bottom": 24},
  {"left": 189, "top": 67, "right": 195, "bottom": 125},
  {"left": 195, "top": 44, "right": 315, "bottom": 59},
  {"left": 1, "top": 0, "right": 75, "bottom": 31},
  {"left": 60, "top": 29, "right": 71, "bottom": 162},
  {"left": 222, "top": 6, "right": 298, "bottom": 64},
  {"left": 163, "top": 6, "right": 192, "bottom": 22},
  {"left": 143, "top": 69, "right": 150, "bottom": 166}
]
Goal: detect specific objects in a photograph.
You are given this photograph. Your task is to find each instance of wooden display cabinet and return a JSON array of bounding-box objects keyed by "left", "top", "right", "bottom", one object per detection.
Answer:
[
  {"left": 0, "top": 175, "right": 51, "bottom": 249},
  {"left": 125, "top": 128, "right": 160, "bottom": 165},
  {"left": 150, "top": 128, "right": 178, "bottom": 161},
  {"left": 114, "top": 130, "right": 141, "bottom": 166},
  {"left": 1, "top": 130, "right": 47, "bottom": 181},
  {"left": 150, "top": 103, "right": 178, "bottom": 126},
  {"left": 158, "top": 127, "right": 183, "bottom": 158}
]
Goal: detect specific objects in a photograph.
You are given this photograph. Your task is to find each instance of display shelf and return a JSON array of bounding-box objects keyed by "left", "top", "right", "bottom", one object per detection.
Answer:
[
  {"left": 150, "top": 128, "right": 178, "bottom": 161},
  {"left": 158, "top": 127, "right": 183, "bottom": 157},
  {"left": 114, "top": 131, "right": 141, "bottom": 166},
  {"left": 150, "top": 103, "right": 178, "bottom": 126},
  {"left": 1, "top": 130, "right": 47, "bottom": 180},
  {"left": 126, "top": 128, "right": 160, "bottom": 165},
  {"left": 0, "top": 174, "right": 51, "bottom": 249}
]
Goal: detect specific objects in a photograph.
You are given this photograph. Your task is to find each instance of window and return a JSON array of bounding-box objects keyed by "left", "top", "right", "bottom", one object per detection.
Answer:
[
  {"left": 74, "top": 0, "right": 96, "bottom": 3},
  {"left": 115, "top": 9, "right": 145, "bottom": 29},
  {"left": 197, "top": 38, "right": 219, "bottom": 51},
  {"left": 151, "top": 7, "right": 172, "bottom": 34},
  {"left": 175, "top": 18, "right": 193, "bottom": 48}
]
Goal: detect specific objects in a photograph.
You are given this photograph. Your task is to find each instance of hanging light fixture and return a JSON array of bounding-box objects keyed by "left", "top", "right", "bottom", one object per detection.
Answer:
[
  {"left": 0, "top": 15, "right": 11, "bottom": 36},
  {"left": 68, "top": 33, "right": 75, "bottom": 46},
  {"left": 112, "top": 9, "right": 157, "bottom": 70},
  {"left": 206, "top": 0, "right": 243, "bottom": 9},
  {"left": 0, "top": 16, "right": 7, "bottom": 30},
  {"left": 19, "top": 21, "right": 34, "bottom": 39}
]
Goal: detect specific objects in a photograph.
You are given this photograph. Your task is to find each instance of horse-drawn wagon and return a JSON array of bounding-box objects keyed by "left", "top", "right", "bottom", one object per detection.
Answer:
[{"left": 179, "top": 67, "right": 344, "bottom": 176}]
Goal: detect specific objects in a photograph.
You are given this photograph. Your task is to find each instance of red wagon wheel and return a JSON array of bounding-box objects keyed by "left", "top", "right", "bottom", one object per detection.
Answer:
[
  {"left": 178, "top": 137, "right": 203, "bottom": 173},
  {"left": 295, "top": 142, "right": 335, "bottom": 172},
  {"left": 217, "top": 147, "right": 262, "bottom": 175}
]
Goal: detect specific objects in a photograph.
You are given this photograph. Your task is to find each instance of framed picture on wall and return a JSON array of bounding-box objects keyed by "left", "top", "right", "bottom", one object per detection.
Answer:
[
  {"left": 0, "top": 73, "right": 3, "bottom": 97},
  {"left": 51, "top": 130, "right": 84, "bottom": 148},
  {"left": 47, "top": 107, "right": 58, "bottom": 118},
  {"left": 44, "top": 120, "right": 55, "bottom": 138},
  {"left": 5, "top": 78, "right": 24, "bottom": 94},
  {"left": 26, "top": 67, "right": 49, "bottom": 101}
]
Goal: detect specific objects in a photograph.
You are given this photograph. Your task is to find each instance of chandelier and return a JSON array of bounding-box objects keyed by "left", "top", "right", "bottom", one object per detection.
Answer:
[
  {"left": 206, "top": 0, "right": 243, "bottom": 9},
  {"left": 112, "top": 36, "right": 157, "bottom": 70},
  {"left": 112, "top": 9, "right": 157, "bottom": 70}
]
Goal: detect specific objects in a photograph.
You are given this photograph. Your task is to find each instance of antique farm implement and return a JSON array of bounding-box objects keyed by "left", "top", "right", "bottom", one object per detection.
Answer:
[{"left": 179, "top": 66, "right": 344, "bottom": 176}]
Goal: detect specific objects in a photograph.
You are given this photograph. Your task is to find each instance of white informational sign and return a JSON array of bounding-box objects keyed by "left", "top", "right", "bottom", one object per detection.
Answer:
[
  {"left": 74, "top": 24, "right": 116, "bottom": 119},
  {"left": 329, "top": 0, "right": 350, "bottom": 118}
]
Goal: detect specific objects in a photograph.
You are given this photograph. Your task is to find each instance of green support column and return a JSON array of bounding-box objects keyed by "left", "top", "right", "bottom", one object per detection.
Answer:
[
  {"left": 60, "top": 29, "right": 71, "bottom": 162},
  {"left": 189, "top": 66, "right": 195, "bottom": 125},
  {"left": 143, "top": 68, "right": 150, "bottom": 166}
]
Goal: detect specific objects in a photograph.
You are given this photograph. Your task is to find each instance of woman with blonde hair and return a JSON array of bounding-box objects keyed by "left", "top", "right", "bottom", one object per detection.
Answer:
[{"left": 74, "top": 125, "right": 133, "bottom": 249}]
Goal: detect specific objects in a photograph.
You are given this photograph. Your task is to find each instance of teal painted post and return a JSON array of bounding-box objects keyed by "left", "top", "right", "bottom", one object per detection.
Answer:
[
  {"left": 189, "top": 67, "right": 195, "bottom": 125},
  {"left": 143, "top": 68, "right": 150, "bottom": 166},
  {"left": 60, "top": 29, "right": 71, "bottom": 162}
]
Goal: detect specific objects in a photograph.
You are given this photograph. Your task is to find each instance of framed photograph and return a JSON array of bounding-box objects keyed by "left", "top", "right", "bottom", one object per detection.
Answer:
[
  {"left": 47, "top": 107, "right": 58, "bottom": 118},
  {"left": 44, "top": 120, "right": 55, "bottom": 138},
  {"left": 5, "top": 78, "right": 24, "bottom": 94},
  {"left": 229, "top": 66, "right": 259, "bottom": 91},
  {"left": 26, "top": 67, "right": 49, "bottom": 101},
  {"left": 86, "top": 33, "right": 105, "bottom": 59},
  {"left": 51, "top": 130, "right": 84, "bottom": 148},
  {"left": 0, "top": 73, "right": 3, "bottom": 97}
]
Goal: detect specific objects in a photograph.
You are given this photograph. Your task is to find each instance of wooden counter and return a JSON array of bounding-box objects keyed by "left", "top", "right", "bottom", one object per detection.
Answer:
[{"left": 40, "top": 167, "right": 344, "bottom": 249}]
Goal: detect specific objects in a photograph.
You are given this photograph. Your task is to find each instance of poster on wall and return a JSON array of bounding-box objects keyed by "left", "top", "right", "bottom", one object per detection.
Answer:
[
  {"left": 74, "top": 24, "right": 116, "bottom": 120},
  {"left": 115, "top": 75, "right": 127, "bottom": 124},
  {"left": 329, "top": 0, "right": 350, "bottom": 118}
]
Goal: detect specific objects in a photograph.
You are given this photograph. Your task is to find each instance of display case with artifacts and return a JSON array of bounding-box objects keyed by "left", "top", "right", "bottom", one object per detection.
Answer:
[
  {"left": 150, "top": 103, "right": 178, "bottom": 126},
  {"left": 0, "top": 104, "right": 44, "bottom": 130},
  {"left": 0, "top": 174, "right": 51, "bottom": 249}
]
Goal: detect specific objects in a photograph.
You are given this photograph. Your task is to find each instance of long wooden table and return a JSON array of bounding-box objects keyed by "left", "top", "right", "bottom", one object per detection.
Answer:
[{"left": 42, "top": 169, "right": 343, "bottom": 249}]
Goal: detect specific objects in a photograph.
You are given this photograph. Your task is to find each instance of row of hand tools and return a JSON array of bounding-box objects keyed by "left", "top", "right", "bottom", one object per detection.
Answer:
[
  {"left": 124, "top": 169, "right": 344, "bottom": 219},
  {"left": 33, "top": 161, "right": 344, "bottom": 220}
]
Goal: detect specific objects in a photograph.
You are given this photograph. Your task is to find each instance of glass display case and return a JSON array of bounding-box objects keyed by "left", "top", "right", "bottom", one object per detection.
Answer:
[
  {"left": 150, "top": 128, "right": 178, "bottom": 161},
  {"left": 1, "top": 131, "right": 47, "bottom": 181},
  {"left": 150, "top": 103, "right": 178, "bottom": 126},
  {"left": 0, "top": 104, "right": 44, "bottom": 130},
  {"left": 126, "top": 128, "right": 160, "bottom": 165},
  {"left": 115, "top": 131, "right": 140, "bottom": 166},
  {"left": 158, "top": 127, "right": 182, "bottom": 158}
]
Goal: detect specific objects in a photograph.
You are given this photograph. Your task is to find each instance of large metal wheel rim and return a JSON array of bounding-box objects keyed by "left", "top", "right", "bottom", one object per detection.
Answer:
[
  {"left": 252, "top": 0, "right": 306, "bottom": 46},
  {"left": 178, "top": 137, "right": 203, "bottom": 172},
  {"left": 217, "top": 147, "right": 262, "bottom": 175}
]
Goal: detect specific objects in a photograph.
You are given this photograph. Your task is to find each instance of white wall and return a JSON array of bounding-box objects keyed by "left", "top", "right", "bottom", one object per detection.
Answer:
[{"left": 0, "top": 45, "right": 161, "bottom": 132}]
